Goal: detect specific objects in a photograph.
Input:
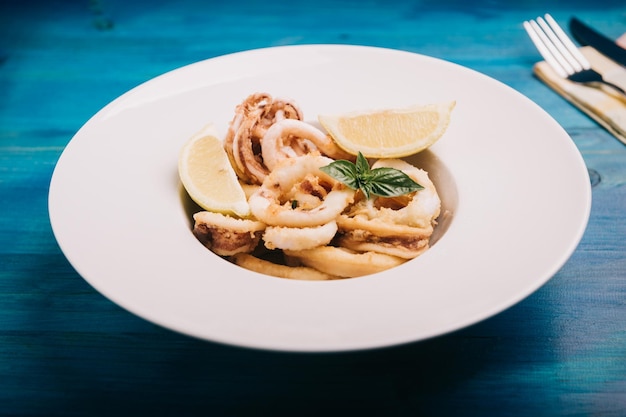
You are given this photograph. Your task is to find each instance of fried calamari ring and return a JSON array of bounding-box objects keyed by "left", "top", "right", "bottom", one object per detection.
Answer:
[
  {"left": 284, "top": 246, "right": 407, "bottom": 278},
  {"left": 262, "top": 221, "right": 338, "bottom": 251},
  {"left": 231, "top": 253, "right": 337, "bottom": 281},
  {"left": 261, "top": 119, "right": 354, "bottom": 171},
  {"left": 249, "top": 155, "right": 355, "bottom": 228},
  {"left": 193, "top": 211, "right": 266, "bottom": 256},
  {"left": 337, "top": 159, "right": 441, "bottom": 259}
]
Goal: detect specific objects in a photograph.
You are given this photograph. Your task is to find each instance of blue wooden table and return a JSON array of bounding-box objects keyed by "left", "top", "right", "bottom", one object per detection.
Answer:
[{"left": 2, "top": 1, "right": 626, "bottom": 415}]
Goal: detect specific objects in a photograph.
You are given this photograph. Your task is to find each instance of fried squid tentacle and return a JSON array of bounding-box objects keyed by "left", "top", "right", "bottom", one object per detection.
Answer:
[{"left": 224, "top": 93, "right": 305, "bottom": 185}]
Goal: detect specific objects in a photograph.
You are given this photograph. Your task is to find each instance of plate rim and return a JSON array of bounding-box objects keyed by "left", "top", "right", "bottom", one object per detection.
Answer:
[{"left": 48, "top": 44, "right": 592, "bottom": 352}]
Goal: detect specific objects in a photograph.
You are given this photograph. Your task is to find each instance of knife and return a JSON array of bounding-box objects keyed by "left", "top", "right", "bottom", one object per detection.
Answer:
[{"left": 569, "top": 17, "right": 626, "bottom": 67}]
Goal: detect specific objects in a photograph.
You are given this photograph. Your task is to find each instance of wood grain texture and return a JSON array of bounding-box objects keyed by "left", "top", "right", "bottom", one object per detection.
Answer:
[{"left": 1, "top": 0, "right": 625, "bottom": 415}]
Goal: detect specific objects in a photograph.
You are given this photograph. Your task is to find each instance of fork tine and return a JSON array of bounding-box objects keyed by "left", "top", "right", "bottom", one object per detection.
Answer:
[
  {"left": 543, "top": 14, "right": 590, "bottom": 70},
  {"left": 536, "top": 16, "right": 582, "bottom": 73},
  {"left": 532, "top": 19, "right": 574, "bottom": 74},
  {"left": 523, "top": 19, "right": 570, "bottom": 78},
  {"left": 524, "top": 14, "right": 626, "bottom": 95}
]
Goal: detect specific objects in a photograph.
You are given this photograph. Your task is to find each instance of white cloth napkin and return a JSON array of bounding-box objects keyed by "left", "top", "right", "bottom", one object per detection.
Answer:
[{"left": 533, "top": 46, "right": 626, "bottom": 145}]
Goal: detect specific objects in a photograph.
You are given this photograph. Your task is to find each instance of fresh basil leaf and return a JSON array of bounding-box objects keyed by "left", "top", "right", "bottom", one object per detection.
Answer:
[
  {"left": 320, "top": 152, "right": 424, "bottom": 199},
  {"left": 319, "top": 160, "right": 360, "bottom": 190},
  {"left": 360, "top": 182, "right": 372, "bottom": 199},
  {"left": 368, "top": 167, "right": 424, "bottom": 197},
  {"left": 355, "top": 152, "right": 370, "bottom": 177}
]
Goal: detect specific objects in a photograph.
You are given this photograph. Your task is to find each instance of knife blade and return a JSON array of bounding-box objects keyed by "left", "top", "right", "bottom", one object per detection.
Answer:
[{"left": 569, "top": 17, "right": 626, "bottom": 67}]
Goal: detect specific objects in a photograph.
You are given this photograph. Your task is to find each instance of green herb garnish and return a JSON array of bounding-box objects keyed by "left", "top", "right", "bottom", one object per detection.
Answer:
[{"left": 320, "top": 152, "right": 423, "bottom": 199}]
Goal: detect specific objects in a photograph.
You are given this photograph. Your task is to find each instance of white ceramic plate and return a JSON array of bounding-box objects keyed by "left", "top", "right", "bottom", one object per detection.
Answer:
[{"left": 49, "top": 45, "right": 591, "bottom": 352}]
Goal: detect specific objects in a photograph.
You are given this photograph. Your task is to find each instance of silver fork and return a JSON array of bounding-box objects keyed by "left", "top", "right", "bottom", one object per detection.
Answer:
[{"left": 524, "top": 14, "right": 625, "bottom": 95}]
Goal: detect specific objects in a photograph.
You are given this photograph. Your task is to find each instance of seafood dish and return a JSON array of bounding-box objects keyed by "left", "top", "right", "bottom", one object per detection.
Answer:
[{"left": 187, "top": 93, "right": 445, "bottom": 280}]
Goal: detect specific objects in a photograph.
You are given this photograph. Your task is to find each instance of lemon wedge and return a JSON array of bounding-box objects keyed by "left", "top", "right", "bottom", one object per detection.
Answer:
[
  {"left": 318, "top": 101, "right": 456, "bottom": 158},
  {"left": 178, "top": 124, "right": 250, "bottom": 217}
]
